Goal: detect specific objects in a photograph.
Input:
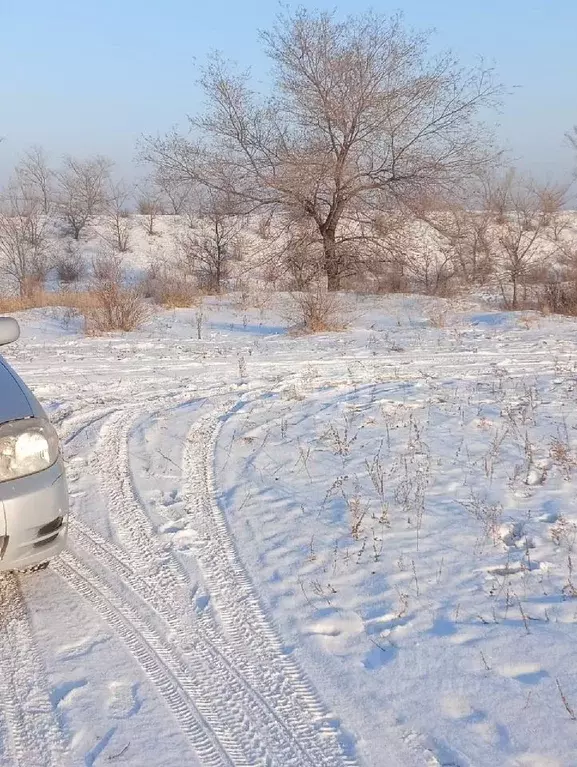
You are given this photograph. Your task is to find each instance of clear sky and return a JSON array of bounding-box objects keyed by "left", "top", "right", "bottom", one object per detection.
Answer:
[{"left": 1, "top": 0, "right": 576, "bottom": 183}]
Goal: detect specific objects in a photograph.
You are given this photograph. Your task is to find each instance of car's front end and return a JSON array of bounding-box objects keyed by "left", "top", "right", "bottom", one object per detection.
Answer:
[
  {"left": 0, "top": 455, "right": 69, "bottom": 571},
  {"left": 0, "top": 318, "right": 69, "bottom": 571}
]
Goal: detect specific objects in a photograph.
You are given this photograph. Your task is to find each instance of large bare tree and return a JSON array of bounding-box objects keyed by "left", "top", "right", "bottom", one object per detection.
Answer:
[
  {"left": 56, "top": 155, "right": 112, "bottom": 239},
  {"left": 143, "top": 9, "right": 500, "bottom": 289}
]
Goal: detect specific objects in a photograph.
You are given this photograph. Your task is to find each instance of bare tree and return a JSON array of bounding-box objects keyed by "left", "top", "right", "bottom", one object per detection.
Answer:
[
  {"left": 143, "top": 9, "right": 499, "bottom": 290},
  {"left": 56, "top": 155, "right": 112, "bottom": 239},
  {"left": 136, "top": 176, "right": 165, "bottom": 236},
  {"left": 154, "top": 170, "right": 192, "bottom": 215},
  {"left": 568, "top": 126, "right": 577, "bottom": 155},
  {"left": 105, "top": 179, "right": 132, "bottom": 252},
  {"left": 175, "top": 188, "right": 243, "bottom": 292},
  {"left": 15, "top": 146, "right": 53, "bottom": 214},
  {"left": 416, "top": 188, "right": 494, "bottom": 287},
  {"left": 487, "top": 170, "right": 567, "bottom": 309},
  {"left": 0, "top": 181, "right": 50, "bottom": 296}
]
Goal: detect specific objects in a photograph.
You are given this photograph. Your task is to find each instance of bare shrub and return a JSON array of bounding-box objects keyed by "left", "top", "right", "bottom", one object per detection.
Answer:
[
  {"left": 419, "top": 200, "right": 494, "bottom": 288},
  {"left": 176, "top": 229, "right": 231, "bottom": 293},
  {"left": 538, "top": 278, "right": 577, "bottom": 317},
  {"left": 287, "top": 286, "right": 349, "bottom": 333},
  {"left": 82, "top": 254, "right": 148, "bottom": 333},
  {"left": 486, "top": 171, "right": 569, "bottom": 309},
  {"left": 142, "top": 264, "right": 199, "bottom": 307},
  {"left": 54, "top": 243, "right": 86, "bottom": 285},
  {"left": 174, "top": 188, "right": 243, "bottom": 293},
  {"left": 403, "top": 246, "right": 457, "bottom": 296}
]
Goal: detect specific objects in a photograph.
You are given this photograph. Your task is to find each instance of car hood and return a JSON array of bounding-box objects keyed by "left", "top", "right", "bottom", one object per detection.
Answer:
[{"left": 0, "top": 357, "right": 44, "bottom": 424}]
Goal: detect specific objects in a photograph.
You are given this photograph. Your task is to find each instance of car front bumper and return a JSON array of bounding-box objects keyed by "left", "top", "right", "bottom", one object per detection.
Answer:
[{"left": 0, "top": 459, "right": 69, "bottom": 571}]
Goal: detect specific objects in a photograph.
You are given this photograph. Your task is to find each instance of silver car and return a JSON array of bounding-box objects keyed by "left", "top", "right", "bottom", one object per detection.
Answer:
[{"left": 0, "top": 317, "right": 69, "bottom": 571}]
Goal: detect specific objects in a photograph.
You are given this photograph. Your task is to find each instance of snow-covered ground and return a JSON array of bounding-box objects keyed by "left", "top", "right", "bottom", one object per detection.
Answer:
[{"left": 2, "top": 294, "right": 577, "bottom": 766}]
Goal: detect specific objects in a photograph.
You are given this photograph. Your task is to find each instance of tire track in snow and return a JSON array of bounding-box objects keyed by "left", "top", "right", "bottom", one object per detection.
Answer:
[
  {"left": 85, "top": 395, "right": 314, "bottom": 764},
  {"left": 64, "top": 523, "right": 344, "bottom": 766},
  {"left": 52, "top": 554, "right": 231, "bottom": 767},
  {"left": 81, "top": 385, "right": 356, "bottom": 765},
  {"left": 0, "top": 575, "right": 68, "bottom": 767},
  {"left": 180, "top": 405, "right": 358, "bottom": 767}
]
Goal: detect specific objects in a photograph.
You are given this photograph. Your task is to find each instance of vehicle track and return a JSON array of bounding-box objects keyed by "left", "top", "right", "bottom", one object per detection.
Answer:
[
  {"left": 53, "top": 554, "right": 236, "bottom": 767},
  {"left": 63, "top": 521, "right": 351, "bottom": 766},
  {"left": 180, "top": 407, "right": 358, "bottom": 767},
  {"left": 69, "top": 382, "right": 357, "bottom": 765},
  {"left": 0, "top": 575, "right": 68, "bottom": 767}
]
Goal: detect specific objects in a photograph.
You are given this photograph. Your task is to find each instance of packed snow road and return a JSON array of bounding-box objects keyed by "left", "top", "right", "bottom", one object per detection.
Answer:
[{"left": 2, "top": 297, "right": 577, "bottom": 766}]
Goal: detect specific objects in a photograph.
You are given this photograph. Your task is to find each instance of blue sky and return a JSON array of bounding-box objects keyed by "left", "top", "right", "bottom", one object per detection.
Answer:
[{"left": 1, "top": 0, "right": 576, "bottom": 183}]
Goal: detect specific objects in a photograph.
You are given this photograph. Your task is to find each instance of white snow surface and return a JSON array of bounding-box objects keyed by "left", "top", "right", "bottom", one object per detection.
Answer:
[{"left": 1, "top": 294, "right": 577, "bottom": 766}]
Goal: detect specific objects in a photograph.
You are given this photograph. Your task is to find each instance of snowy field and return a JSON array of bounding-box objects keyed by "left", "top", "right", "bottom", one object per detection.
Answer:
[{"left": 2, "top": 294, "right": 577, "bottom": 767}]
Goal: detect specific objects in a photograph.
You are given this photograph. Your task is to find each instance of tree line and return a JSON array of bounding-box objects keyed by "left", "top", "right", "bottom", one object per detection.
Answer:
[{"left": 1, "top": 8, "right": 577, "bottom": 310}]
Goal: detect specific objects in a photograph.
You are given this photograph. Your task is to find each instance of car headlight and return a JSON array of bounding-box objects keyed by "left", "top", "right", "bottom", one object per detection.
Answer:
[{"left": 0, "top": 418, "right": 60, "bottom": 483}]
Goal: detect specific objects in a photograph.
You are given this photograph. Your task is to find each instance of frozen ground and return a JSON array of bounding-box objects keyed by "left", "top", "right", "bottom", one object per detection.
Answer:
[{"left": 1, "top": 294, "right": 577, "bottom": 766}]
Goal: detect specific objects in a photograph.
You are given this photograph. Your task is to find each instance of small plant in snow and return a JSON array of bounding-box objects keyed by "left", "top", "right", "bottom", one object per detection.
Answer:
[
  {"left": 460, "top": 493, "right": 504, "bottom": 549},
  {"left": 195, "top": 309, "right": 204, "bottom": 339},
  {"left": 550, "top": 517, "right": 577, "bottom": 551}
]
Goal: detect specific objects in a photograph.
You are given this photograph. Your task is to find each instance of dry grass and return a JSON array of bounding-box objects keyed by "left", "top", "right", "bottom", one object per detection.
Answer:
[
  {"left": 158, "top": 281, "right": 200, "bottom": 308},
  {"left": 141, "top": 266, "right": 201, "bottom": 308},
  {"left": 0, "top": 285, "right": 148, "bottom": 335},
  {"left": 0, "top": 290, "right": 100, "bottom": 314}
]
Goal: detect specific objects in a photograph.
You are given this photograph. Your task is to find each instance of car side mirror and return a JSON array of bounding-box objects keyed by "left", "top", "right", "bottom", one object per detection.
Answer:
[{"left": 0, "top": 317, "right": 20, "bottom": 346}]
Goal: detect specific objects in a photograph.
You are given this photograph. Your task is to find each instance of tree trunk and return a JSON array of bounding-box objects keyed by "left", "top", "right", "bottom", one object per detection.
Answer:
[
  {"left": 322, "top": 229, "right": 340, "bottom": 291},
  {"left": 215, "top": 222, "right": 222, "bottom": 293}
]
